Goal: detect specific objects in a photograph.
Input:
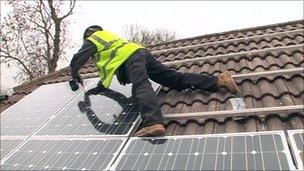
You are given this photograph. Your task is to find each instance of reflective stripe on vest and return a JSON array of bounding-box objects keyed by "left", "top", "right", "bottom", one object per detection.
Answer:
[
  {"left": 99, "top": 42, "right": 128, "bottom": 81},
  {"left": 91, "top": 35, "right": 118, "bottom": 51},
  {"left": 87, "top": 30, "right": 143, "bottom": 88},
  {"left": 90, "top": 34, "right": 125, "bottom": 81}
]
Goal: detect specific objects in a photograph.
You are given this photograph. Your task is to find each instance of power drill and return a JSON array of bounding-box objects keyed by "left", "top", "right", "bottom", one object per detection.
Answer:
[{"left": 69, "top": 78, "right": 79, "bottom": 91}]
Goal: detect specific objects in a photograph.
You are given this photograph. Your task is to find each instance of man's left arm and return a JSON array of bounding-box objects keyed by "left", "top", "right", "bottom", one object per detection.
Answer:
[{"left": 70, "top": 40, "right": 97, "bottom": 83}]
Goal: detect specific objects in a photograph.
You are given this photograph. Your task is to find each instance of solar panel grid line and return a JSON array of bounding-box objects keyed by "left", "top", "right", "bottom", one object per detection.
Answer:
[
  {"left": 0, "top": 138, "right": 127, "bottom": 170},
  {"left": 0, "top": 135, "right": 33, "bottom": 164},
  {"left": 0, "top": 136, "right": 27, "bottom": 140},
  {"left": 250, "top": 135, "right": 257, "bottom": 170},
  {"left": 27, "top": 135, "right": 131, "bottom": 140},
  {"left": 244, "top": 135, "right": 248, "bottom": 170},
  {"left": 132, "top": 138, "right": 149, "bottom": 170},
  {"left": 199, "top": 138, "right": 207, "bottom": 170},
  {"left": 159, "top": 139, "right": 170, "bottom": 170},
  {"left": 1, "top": 80, "right": 95, "bottom": 135},
  {"left": 231, "top": 136, "right": 234, "bottom": 171},
  {"left": 287, "top": 129, "right": 304, "bottom": 170},
  {"left": 0, "top": 78, "right": 102, "bottom": 165},
  {"left": 112, "top": 131, "right": 296, "bottom": 170},
  {"left": 67, "top": 93, "right": 110, "bottom": 135},
  {"left": 114, "top": 138, "right": 134, "bottom": 168},
  {"left": 257, "top": 134, "right": 266, "bottom": 170},
  {"left": 139, "top": 139, "right": 153, "bottom": 169},
  {"left": 3, "top": 138, "right": 50, "bottom": 169},
  {"left": 0, "top": 140, "right": 24, "bottom": 160},
  {"left": 193, "top": 138, "right": 201, "bottom": 170},
  {"left": 53, "top": 140, "right": 92, "bottom": 170},
  {"left": 155, "top": 138, "right": 173, "bottom": 170},
  {"left": 273, "top": 134, "right": 283, "bottom": 170},
  {"left": 184, "top": 138, "right": 195, "bottom": 170},
  {"left": 4, "top": 139, "right": 80, "bottom": 170},
  {"left": 63, "top": 139, "right": 101, "bottom": 169},
  {"left": 0, "top": 78, "right": 97, "bottom": 137},
  {"left": 1, "top": 78, "right": 159, "bottom": 170},
  {"left": 28, "top": 79, "right": 104, "bottom": 136},
  {"left": 216, "top": 137, "right": 221, "bottom": 170},
  {"left": 20, "top": 90, "right": 87, "bottom": 138},
  {"left": 67, "top": 139, "right": 111, "bottom": 170},
  {"left": 221, "top": 137, "right": 227, "bottom": 170},
  {"left": 170, "top": 137, "right": 183, "bottom": 170},
  {"left": 33, "top": 107, "right": 140, "bottom": 137},
  {"left": 142, "top": 136, "right": 159, "bottom": 170},
  {"left": 33, "top": 78, "right": 158, "bottom": 137}
]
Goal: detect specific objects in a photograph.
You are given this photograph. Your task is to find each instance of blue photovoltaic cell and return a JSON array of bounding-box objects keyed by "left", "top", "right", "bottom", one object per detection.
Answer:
[
  {"left": 35, "top": 78, "right": 158, "bottom": 136},
  {"left": 0, "top": 138, "right": 125, "bottom": 170},
  {"left": 113, "top": 132, "right": 294, "bottom": 170},
  {"left": 0, "top": 79, "right": 94, "bottom": 136}
]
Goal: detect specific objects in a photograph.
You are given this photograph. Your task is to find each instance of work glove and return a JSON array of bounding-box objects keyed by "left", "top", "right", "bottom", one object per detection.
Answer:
[
  {"left": 73, "top": 72, "right": 83, "bottom": 85},
  {"left": 69, "top": 73, "right": 83, "bottom": 91}
]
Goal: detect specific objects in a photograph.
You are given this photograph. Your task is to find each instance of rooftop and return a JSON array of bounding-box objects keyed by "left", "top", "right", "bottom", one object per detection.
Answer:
[
  {"left": 1, "top": 19, "right": 303, "bottom": 171},
  {"left": 1, "top": 19, "right": 303, "bottom": 136}
]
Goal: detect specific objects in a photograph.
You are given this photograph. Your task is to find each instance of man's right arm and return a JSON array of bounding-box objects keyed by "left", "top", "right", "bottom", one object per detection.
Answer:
[{"left": 70, "top": 40, "right": 97, "bottom": 82}]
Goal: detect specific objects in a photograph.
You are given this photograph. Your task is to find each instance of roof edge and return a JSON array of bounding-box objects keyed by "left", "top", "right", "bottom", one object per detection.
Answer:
[
  {"left": 148, "top": 19, "right": 304, "bottom": 48},
  {"left": 13, "top": 67, "right": 70, "bottom": 92},
  {"left": 12, "top": 19, "right": 304, "bottom": 93}
]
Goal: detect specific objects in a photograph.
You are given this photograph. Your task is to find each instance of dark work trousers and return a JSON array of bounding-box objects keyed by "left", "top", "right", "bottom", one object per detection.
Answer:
[{"left": 117, "top": 49, "right": 219, "bottom": 127}]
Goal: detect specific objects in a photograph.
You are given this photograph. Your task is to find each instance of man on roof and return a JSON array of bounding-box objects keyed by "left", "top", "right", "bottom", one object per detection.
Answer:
[{"left": 69, "top": 25, "right": 239, "bottom": 137}]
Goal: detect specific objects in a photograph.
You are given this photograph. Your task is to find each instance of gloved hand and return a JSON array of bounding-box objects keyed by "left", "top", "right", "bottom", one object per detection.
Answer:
[
  {"left": 73, "top": 72, "right": 83, "bottom": 85},
  {"left": 69, "top": 73, "right": 83, "bottom": 91}
]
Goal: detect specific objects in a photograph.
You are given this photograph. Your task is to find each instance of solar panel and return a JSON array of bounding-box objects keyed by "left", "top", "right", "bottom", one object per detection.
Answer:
[
  {"left": 0, "top": 79, "right": 95, "bottom": 136},
  {"left": 287, "top": 129, "right": 304, "bottom": 170},
  {"left": 0, "top": 137, "right": 126, "bottom": 170},
  {"left": 0, "top": 138, "right": 24, "bottom": 159},
  {"left": 35, "top": 78, "right": 159, "bottom": 136},
  {"left": 112, "top": 131, "right": 295, "bottom": 170}
]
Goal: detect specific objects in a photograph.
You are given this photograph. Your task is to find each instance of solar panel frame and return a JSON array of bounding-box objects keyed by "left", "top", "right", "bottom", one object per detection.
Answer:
[
  {"left": 287, "top": 129, "right": 304, "bottom": 170},
  {"left": 0, "top": 78, "right": 96, "bottom": 137},
  {"left": 1, "top": 77, "right": 160, "bottom": 170},
  {"left": 0, "top": 137, "right": 127, "bottom": 171},
  {"left": 0, "top": 78, "right": 97, "bottom": 163},
  {"left": 33, "top": 91, "right": 142, "bottom": 137},
  {"left": 111, "top": 131, "right": 296, "bottom": 170},
  {"left": 32, "top": 78, "right": 159, "bottom": 138},
  {"left": 0, "top": 136, "right": 26, "bottom": 160}
]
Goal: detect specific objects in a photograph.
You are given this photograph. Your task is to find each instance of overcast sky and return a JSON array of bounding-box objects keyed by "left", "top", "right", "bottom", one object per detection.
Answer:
[{"left": 1, "top": 1, "right": 303, "bottom": 91}]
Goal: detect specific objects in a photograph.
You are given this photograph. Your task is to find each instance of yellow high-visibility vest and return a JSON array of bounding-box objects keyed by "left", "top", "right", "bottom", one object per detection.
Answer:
[{"left": 87, "top": 30, "right": 143, "bottom": 88}]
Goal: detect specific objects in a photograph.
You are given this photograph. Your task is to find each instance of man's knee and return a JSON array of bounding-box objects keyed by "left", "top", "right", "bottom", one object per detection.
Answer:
[{"left": 132, "top": 78, "right": 152, "bottom": 94}]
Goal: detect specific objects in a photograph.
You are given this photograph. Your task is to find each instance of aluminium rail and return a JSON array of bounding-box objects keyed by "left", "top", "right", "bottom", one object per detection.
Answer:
[
  {"left": 232, "top": 68, "right": 303, "bottom": 79},
  {"left": 163, "top": 105, "right": 304, "bottom": 120},
  {"left": 81, "top": 67, "right": 303, "bottom": 80}
]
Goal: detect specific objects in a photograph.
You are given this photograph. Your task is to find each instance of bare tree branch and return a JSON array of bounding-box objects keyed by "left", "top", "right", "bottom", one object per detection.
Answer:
[
  {"left": 1, "top": 0, "right": 76, "bottom": 83},
  {"left": 123, "top": 24, "right": 177, "bottom": 46},
  {"left": 0, "top": 52, "right": 33, "bottom": 79},
  {"left": 59, "top": 0, "right": 76, "bottom": 20}
]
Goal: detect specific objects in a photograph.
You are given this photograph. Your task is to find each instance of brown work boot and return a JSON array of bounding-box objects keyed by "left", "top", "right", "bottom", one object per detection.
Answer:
[
  {"left": 218, "top": 71, "right": 239, "bottom": 94},
  {"left": 135, "top": 124, "right": 166, "bottom": 137}
]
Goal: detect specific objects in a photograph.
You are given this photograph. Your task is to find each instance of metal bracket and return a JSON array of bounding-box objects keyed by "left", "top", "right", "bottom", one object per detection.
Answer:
[{"left": 163, "top": 105, "right": 304, "bottom": 120}]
